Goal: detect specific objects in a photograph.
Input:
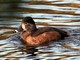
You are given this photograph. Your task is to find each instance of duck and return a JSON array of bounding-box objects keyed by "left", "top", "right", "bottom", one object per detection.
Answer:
[{"left": 17, "top": 16, "right": 70, "bottom": 46}]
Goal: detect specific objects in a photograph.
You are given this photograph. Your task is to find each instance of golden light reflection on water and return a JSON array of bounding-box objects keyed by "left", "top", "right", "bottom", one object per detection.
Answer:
[{"left": 0, "top": 0, "right": 80, "bottom": 60}]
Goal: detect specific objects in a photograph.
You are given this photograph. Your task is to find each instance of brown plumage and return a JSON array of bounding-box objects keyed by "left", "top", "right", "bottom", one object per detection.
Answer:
[{"left": 18, "top": 16, "right": 69, "bottom": 46}]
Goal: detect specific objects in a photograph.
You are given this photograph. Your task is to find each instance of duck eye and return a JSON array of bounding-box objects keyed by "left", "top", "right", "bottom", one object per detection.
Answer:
[{"left": 24, "top": 23, "right": 28, "bottom": 25}]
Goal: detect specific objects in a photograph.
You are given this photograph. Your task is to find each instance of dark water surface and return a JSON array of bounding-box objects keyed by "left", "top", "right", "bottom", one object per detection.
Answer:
[{"left": 0, "top": 0, "right": 80, "bottom": 60}]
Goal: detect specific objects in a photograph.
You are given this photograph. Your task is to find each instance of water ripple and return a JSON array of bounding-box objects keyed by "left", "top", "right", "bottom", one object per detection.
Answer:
[{"left": 0, "top": 0, "right": 80, "bottom": 60}]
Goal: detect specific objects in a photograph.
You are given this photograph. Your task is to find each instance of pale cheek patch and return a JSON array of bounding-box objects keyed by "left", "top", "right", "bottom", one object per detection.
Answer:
[{"left": 22, "top": 24, "right": 26, "bottom": 31}]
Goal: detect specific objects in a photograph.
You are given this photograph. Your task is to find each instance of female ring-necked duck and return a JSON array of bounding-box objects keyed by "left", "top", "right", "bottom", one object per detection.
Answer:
[{"left": 17, "top": 16, "right": 70, "bottom": 46}]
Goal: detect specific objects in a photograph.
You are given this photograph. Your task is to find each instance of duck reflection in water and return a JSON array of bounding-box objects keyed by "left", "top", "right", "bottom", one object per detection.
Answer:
[{"left": 17, "top": 16, "right": 74, "bottom": 47}]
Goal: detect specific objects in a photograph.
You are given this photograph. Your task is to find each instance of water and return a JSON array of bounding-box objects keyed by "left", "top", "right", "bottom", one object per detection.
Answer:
[{"left": 0, "top": 0, "right": 80, "bottom": 60}]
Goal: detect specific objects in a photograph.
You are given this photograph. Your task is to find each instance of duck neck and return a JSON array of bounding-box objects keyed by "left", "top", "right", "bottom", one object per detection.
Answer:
[{"left": 30, "top": 24, "right": 37, "bottom": 32}]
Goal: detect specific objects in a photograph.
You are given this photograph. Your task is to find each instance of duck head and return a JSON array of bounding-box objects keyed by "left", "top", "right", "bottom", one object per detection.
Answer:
[{"left": 17, "top": 16, "right": 37, "bottom": 32}]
